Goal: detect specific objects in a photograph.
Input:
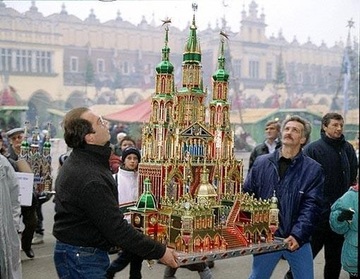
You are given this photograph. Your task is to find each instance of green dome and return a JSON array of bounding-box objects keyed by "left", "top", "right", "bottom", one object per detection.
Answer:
[
  {"left": 156, "top": 27, "right": 173, "bottom": 74},
  {"left": 156, "top": 59, "right": 174, "bottom": 74},
  {"left": 43, "top": 141, "right": 51, "bottom": 149},
  {"left": 136, "top": 192, "right": 157, "bottom": 210},
  {"left": 212, "top": 39, "right": 229, "bottom": 81},
  {"left": 212, "top": 68, "right": 229, "bottom": 81},
  {"left": 21, "top": 140, "right": 29, "bottom": 148},
  {"left": 136, "top": 178, "right": 158, "bottom": 210}
]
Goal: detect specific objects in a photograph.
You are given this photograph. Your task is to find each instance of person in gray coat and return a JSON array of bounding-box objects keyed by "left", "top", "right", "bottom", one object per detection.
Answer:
[{"left": 0, "top": 154, "right": 22, "bottom": 278}]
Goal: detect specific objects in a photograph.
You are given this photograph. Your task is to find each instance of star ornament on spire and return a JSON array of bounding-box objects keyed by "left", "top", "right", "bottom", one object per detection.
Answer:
[
  {"left": 346, "top": 18, "right": 354, "bottom": 29},
  {"left": 220, "top": 30, "right": 230, "bottom": 40},
  {"left": 161, "top": 17, "right": 171, "bottom": 27},
  {"left": 192, "top": 2, "right": 198, "bottom": 13}
]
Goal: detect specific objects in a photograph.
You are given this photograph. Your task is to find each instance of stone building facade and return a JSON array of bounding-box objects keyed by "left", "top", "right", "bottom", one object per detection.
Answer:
[{"left": 0, "top": 0, "right": 354, "bottom": 129}]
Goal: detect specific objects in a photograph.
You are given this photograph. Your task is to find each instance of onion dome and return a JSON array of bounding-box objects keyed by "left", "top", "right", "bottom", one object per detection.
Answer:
[
  {"left": 43, "top": 141, "right": 51, "bottom": 149},
  {"left": 212, "top": 39, "right": 229, "bottom": 82},
  {"left": 195, "top": 166, "right": 217, "bottom": 199},
  {"left": 21, "top": 139, "right": 30, "bottom": 149},
  {"left": 136, "top": 178, "right": 158, "bottom": 210},
  {"left": 155, "top": 26, "right": 174, "bottom": 74}
]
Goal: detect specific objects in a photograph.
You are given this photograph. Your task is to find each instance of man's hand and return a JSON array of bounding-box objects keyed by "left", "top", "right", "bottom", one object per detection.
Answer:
[
  {"left": 337, "top": 209, "right": 355, "bottom": 222},
  {"left": 159, "top": 247, "right": 179, "bottom": 268},
  {"left": 109, "top": 153, "right": 121, "bottom": 174},
  {"left": 284, "top": 235, "right": 299, "bottom": 251}
]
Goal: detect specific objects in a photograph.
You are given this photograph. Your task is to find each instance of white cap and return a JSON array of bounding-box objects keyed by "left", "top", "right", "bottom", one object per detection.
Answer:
[
  {"left": 6, "top": 128, "right": 24, "bottom": 138},
  {"left": 117, "top": 132, "right": 127, "bottom": 140}
]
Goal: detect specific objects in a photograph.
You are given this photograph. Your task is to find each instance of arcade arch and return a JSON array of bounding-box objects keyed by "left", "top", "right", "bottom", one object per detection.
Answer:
[
  {"left": 65, "top": 91, "right": 87, "bottom": 110},
  {"left": 27, "top": 90, "right": 52, "bottom": 127}
]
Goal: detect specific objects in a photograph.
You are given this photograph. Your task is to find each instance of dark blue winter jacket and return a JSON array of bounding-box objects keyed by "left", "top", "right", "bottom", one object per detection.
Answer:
[{"left": 243, "top": 149, "right": 324, "bottom": 247}]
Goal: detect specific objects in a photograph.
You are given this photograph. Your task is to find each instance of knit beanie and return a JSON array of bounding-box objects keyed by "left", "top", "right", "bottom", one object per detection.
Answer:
[{"left": 121, "top": 146, "right": 141, "bottom": 162}]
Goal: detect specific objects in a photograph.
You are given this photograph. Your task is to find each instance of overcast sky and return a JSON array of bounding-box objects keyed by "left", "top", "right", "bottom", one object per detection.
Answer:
[{"left": 4, "top": 0, "right": 359, "bottom": 46}]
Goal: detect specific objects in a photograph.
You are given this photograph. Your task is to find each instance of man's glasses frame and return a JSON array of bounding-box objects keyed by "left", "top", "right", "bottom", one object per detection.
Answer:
[{"left": 97, "top": 116, "right": 108, "bottom": 127}]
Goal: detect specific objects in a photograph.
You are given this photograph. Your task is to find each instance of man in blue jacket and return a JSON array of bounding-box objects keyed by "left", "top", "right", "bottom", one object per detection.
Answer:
[
  {"left": 285, "top": 112, "right": 358, "bottom": 279},
  {"left": 243, "top": 115, "right": 324, "bottom": 279}
]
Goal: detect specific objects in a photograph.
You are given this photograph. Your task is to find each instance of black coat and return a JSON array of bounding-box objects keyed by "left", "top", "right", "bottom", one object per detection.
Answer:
[
  {"left": 53, "top": 143, "right": 165, "bottom": 260},
  {"left": 303, "top": 131, "right": 358, "bottom": 212}
]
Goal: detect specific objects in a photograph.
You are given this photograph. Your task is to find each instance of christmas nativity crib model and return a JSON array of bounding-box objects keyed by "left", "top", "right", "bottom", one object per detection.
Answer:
[
  {"left": 124, "top": 4, "right": 286, "bottom": 265},
  {"left": 128, "top": 173, "right": 285, "bottom": 265},
  {"left": 19, "top": 121, "right": 53, "bottom": 194}
]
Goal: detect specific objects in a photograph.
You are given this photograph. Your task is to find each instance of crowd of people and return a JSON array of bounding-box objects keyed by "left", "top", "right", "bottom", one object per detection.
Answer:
[{"left": 0, "top": 110, "right": 358, "bottom": 279}]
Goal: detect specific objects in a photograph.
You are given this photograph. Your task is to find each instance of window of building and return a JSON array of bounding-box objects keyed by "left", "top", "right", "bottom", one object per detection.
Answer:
[
  {"left": 16, "top": 50, "right": 23, "bottom": 72},
  {"left": 36, "top": 51, "right": 41, "bottom": 72},
  {"left": 97, "top": 59, "right": 105, "bottom": 73},
  {"left": 324, "top": 73, "right": 330, "bottom": 85},
  {"left": 2, "top": 48, "right": 52, "bottom": 74},
  {"left": 123, "top": 61, "right": 129, "bottom": 74},
  {"left": 34, "top": 51, "right": 52, "bottom": 73},
  {"left": 266, "top": 62, "right": 272, "bottom": 80},
  {"left": 26, "top": 50, "right": 33, "bottom": 72},
  {"left": 44, "top": 51, "right": 51, "bottom": 73},
  {"left": 70, "top": 56, "right": 78, "bottom": 72},
  {"left": 145, "top": 63, "right": 154, "bottom": 76},
  {"left": 297, "top": 73, "right": 303, "bottom": 83},
  {"left": 0, "top": 48, "right": 12, "bottom": 72},
  {"left": 233, "top": 59, "right": 241, "bottom": 78},
  {"left": 311, "top": 74, "right": 316, "bottom": 84},
  {"left": 249, "top": 60, "right": 259, "bottom": 78}
]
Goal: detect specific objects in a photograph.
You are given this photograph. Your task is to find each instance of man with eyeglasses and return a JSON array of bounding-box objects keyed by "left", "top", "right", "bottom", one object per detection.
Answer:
[
  {"left": 53, "top": 107, "right": 178, "bottom": 278},
  {"left": 7, "top": 127, "right": 37, "bottom": 259}
]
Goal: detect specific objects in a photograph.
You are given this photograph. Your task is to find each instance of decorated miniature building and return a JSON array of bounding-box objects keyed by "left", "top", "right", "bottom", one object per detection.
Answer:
[
  {"left": 19, "top": 121, "right": 53, "bottom": 193},
  {"left": 130, "top": 5, "right": 279, "bottom": 254}
]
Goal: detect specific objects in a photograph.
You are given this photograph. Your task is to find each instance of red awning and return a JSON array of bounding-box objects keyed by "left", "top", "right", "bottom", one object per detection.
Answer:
[
  {"left": 104, "top": 98, "right": 152, "bottom": 123},
  {"left": 0, "top": 87, "right": 17, "bottom": 106}
]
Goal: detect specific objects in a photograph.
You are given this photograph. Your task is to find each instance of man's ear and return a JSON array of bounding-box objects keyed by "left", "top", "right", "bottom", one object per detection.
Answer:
[
  {"left": 84, "top": 133, "right": 94, "bottom": 144},
  {"left": 300, "top": 136, "right": 306, "bottom": 145}
]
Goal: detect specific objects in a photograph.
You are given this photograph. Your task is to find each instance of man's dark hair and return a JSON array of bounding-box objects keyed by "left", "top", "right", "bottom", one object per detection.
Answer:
[
  {"left": 322, "top": 112, "right": 343, "bottom": 128},
  {"left": 62, "top": 107, "right": 94, "bottom": 148}
]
